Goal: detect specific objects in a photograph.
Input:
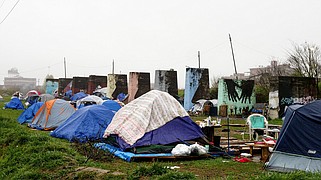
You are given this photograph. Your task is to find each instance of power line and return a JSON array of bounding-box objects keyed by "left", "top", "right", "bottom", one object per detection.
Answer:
[
  {"left": 0, "top": 0, "right": 20, "bottom": 25},
  {"left": 0, "top": 0, "right": 7, "bottom": 11}
]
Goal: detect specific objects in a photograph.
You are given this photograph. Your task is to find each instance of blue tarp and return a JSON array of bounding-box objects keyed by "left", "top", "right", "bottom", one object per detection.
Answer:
[
  {"left": 4, "top": 97, "right": 25, "bottom": 110},
  {"left": 50, "top": 105, "right": 115, "bottom": 143},
  {"left": 17, "top": 102, "right": 44, "bottom": 124},
  {"left": 64, "top": 90, "right": 72, "bottom": 99},
  {"left": 95, "top": 143, "right": 172, "bottom": 162},
  {"left": 102, "top": 100, "right": 122, "bottom": 112},
  {"left": 70, "top": 92, "right": 88, "bottom": 101}
]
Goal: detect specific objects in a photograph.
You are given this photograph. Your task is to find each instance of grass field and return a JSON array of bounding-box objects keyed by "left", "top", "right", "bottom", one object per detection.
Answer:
[{"left": 0, "top": 96, "right": 320, "bottom": 179}]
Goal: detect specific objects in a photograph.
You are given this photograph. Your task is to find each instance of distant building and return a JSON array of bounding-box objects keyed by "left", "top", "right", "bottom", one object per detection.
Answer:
[
  {"left": 249, "top": 60, "right": 294, "bottom": 78},
  {"left": 222, "top": 72, "right": 250, "bottom": 80},
  {"left": 3, "top": 68, "right": 37, "bottom": 91}
]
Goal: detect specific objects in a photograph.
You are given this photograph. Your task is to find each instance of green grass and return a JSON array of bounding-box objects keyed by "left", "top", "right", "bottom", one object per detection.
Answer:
[{"left": 0, "top": 96, "right": 319, "bottom": 179}]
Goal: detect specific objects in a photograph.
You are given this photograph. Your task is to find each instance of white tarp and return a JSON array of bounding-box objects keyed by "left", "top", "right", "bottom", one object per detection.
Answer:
[{"left": 103, "top": 90, "right": 188, "bottom": 145}]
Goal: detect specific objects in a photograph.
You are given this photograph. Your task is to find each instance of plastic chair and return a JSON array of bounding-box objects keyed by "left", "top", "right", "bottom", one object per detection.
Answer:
[{"left": 246, "top": 113, "right": 268, "bottom": 141}]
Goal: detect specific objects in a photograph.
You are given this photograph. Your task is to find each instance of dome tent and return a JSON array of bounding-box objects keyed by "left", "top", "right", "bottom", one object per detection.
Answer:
[
  {"left": 51, "top": 105, "right": 115, "bottom": 143},
  {"left": 266, "top": 100, "right": 321, "bottom": 172},
  {"left": 29, "top": 99, "right": 76, "bottom": 130}
]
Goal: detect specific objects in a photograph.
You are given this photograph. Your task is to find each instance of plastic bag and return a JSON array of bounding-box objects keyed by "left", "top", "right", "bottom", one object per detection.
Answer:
[
  {"left": 171, "top": 144, "right": 191, "bottom": 156},
  {"left": 189, "top": 143, "right": 207, "bottom": 155}
]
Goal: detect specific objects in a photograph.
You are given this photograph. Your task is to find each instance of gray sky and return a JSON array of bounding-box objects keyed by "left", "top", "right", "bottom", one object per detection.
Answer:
[{"left": 1, "top": 0, "right": 321, "bottom": 88}]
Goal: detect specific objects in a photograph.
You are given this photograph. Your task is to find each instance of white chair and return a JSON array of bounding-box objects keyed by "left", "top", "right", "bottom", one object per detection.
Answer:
[{"left": 246, "top": 113, "right": 268, "bottom": 141}]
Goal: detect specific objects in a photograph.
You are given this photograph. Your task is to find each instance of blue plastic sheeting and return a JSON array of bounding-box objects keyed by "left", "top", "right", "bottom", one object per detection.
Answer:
[
  {"left": 95, "top": 143, "right": 172, "bottom": 162},
  {"left": 64, "top": 90, "right": 72, "bottom": 98},
  {"left": 4, "top": 97, "right": 25, "bottom": 110},
  {"left": 50, "top": 105, "right": 115, "bottom": 143},
  {"left": 114, "top": 116, "right": 205, "bottom": 150},
  {"left": 117, "top": 93, "right": 127, "bottom": 102},
  {"left": 70, "top": 92, "right": 88, "bottom": 101},
  {"left": 17, "top": 102, "right": 44, "bottom": 124},
  {"left": 102, "top": 100, "right": 122, "bottom": 112}
]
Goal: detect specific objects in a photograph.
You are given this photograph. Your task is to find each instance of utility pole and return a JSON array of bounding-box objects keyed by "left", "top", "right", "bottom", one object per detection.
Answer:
[
  {"left": 112, "top": 59, "right": 115, "bottom": 74},
  {"left": 229, "top": 34, "right": 238, "bottom": 80},
  {"left": 64, "top": 57, "right": 66, "bottom": 78},
  {"left": 198, "top": 51, "right": 201, "bottom": 68}
]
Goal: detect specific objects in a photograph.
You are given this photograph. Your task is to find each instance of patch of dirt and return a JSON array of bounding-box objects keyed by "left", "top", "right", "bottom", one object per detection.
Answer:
[{"left": 76, "top": 166, "right": 125, "bottom": 176}]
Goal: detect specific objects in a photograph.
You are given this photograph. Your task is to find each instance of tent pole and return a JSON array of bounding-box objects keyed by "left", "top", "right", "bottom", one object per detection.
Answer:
[{"left": 227, "top": 115, "right": 230, "bottom": 153}]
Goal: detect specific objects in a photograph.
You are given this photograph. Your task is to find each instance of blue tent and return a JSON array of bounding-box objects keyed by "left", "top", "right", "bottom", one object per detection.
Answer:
[
  {"left": 70, "top": 92, "right": 88, "bottom": 101},
  {"left": 4, "top": 97, "right": 25, "bottom": 110},
  {"left": 50, "top": 105, "right": 115, "bottom": 143},
  {"left": 282, "top": 104, "right": 303, "bottom": 123},
  {"left": 17, "top": 102, "right": 44, "bottom": 124},
  {"left": 266, "top": 100, "right": 321, "bottom": 172},
  {"left": 102, "top": 100, "right": 122, "bottom": 112}
]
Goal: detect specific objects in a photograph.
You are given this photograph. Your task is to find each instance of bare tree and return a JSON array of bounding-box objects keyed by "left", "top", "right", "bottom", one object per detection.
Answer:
[
  {"left": 287, "top": 42, "right": 321, "bottom": 78},
  {"left": 209, "top": 75, "right": 219, "bottom": 99}
]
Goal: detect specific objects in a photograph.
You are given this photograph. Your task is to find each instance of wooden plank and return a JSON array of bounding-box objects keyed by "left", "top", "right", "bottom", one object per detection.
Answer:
[{"left": 130, "top": 154, "right": 213, "bottom": 162}]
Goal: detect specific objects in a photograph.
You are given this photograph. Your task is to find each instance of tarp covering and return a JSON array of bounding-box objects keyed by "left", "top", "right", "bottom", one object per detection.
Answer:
[
  {"left": 95, "top": 143, "right": 172, "bottom": 162},
  {"left": 4, "top": 97, "right": 25, "bottom": 110},
  {"left": 104, "top": 90, "right": 189, "bottom": 145},
  {"left": 29, "top": 99, "right": 76, "bottom": 130},
  {"left": 114, "top": 116, "right": 205, "bottom": 150},
  {"left": 17, "top": 102, "right": 44, "bottom": 124},
  {"left": 50, "top": 105, "right": 115, "bottom": 142},
  {"left": 70, "top": 92, "right": 88, "bottom": 101},
  {"left": 102, "top": 100, "right": 122, "bottom": 112},
  {"left": 266, "top": 100, "right": 321, "bottom": 172},
  {"left": 76, "top": 95, "right": 103, "bottom": 109},
  {"left": 104, "top": 90, "right": 205, "bottom": 150}
]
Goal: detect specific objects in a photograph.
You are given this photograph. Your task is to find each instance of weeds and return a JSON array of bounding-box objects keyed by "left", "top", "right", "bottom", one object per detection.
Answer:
[{"left": 72, "top": 141, "right": 115, "bottom": 163}]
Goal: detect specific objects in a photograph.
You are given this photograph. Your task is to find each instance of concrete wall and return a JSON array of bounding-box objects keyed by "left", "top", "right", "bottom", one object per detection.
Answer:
[
  {"left": 72, "top": 77, "right": 89, "bottom": 94},
  {"left": 154, "top": 70, "right": 178, "bottom": 97},
  {"left": 128, "top": 72, "right": 151, "bottom": 102},
  {"left": 46, "top": 79, "right": 59, "bottom": 95},
  {"left": 183, "top": 68, "right": 209, "bottom": 111},
  {"left": 58, "top": 78, "right": 73, "bottom": 95},
  {"left": 217, "top": 79, "right": 256, "bottom": 117},
  {"left": 270, "top": 76, "right": 317, "bottom": 117},
  {"left": 87, "top": 75, "right": 107, "bottom": 94},
  {"left": 107, "top": 74, "right": 128, "bottom": 99}
]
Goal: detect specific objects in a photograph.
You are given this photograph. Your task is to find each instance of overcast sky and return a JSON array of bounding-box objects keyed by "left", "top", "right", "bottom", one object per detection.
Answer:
[{"left": 1, "top": 0, "right": 321, "bottom": 88}]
